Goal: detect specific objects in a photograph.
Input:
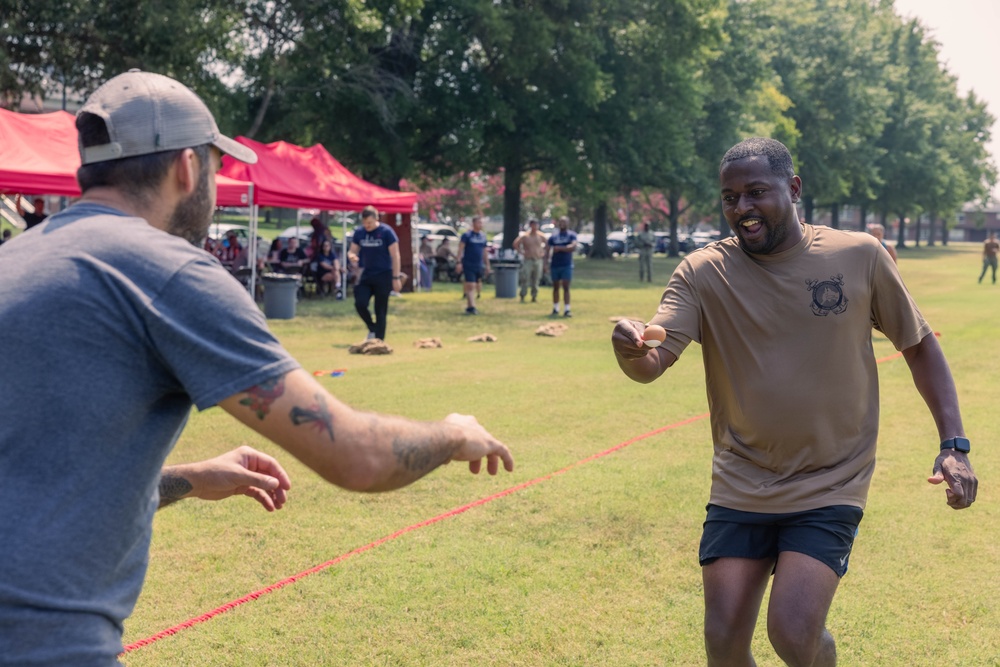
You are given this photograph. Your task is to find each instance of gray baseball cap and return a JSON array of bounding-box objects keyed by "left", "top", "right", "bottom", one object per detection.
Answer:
[{"left": 78, "top": 69, "right": 257, "bottom": 165}]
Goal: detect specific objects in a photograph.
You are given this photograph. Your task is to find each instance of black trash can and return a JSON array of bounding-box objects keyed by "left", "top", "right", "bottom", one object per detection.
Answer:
[{"left": 262, "top": 273, "right": 299, "bottom": 319}]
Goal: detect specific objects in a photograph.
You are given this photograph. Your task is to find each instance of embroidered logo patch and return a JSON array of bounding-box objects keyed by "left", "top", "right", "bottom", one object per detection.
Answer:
[{"left": 805, "top": 274, "right": 848, "bottom": 316}]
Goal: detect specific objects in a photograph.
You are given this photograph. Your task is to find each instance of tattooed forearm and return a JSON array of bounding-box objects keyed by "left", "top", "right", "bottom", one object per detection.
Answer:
[
  {"left": 289, "top": 393, "right": 335, "bottom": 441},
  {"left": 392, "top": 437, "right": 453, "bottom": 473},
  {"left": 158, "top": 472, "right": 193, "bottom": 509},
  {"left": 239, "top": 377, "right": 286, "bottom": 420}
]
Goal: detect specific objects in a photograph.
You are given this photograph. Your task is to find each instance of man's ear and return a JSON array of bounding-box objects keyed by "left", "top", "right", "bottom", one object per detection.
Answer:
[
  {"left": 173, "top": 148, "right": 200, "bottom": 196},
  {"left": 789, "top": 175, "right": 803, "bottom": 203}
]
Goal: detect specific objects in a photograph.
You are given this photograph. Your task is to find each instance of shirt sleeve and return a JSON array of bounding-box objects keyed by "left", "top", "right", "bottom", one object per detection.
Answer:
[
  {"left": 870, "top": 249, "right": 931, "bottom": 350},
  {"left": 648, "top": 258, "right": 699, "bottom": 359},
  {"left": 144, "top": 256, "right": 301, "bottom": 410}
]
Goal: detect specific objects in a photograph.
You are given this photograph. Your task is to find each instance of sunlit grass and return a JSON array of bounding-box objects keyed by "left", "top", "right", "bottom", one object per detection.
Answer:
[{"left": 124, "top": 244, "right": 1000, "bottom": 666}]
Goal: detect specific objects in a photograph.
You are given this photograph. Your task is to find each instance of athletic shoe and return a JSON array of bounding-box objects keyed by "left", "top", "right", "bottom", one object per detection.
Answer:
[
  {"left": 551, "top": 309, "right": 559, "bottom": 317},
  {"left": 564, "top": 311, "right": 572, "bottom": 318},
  {"left": 336, "top": 289, "right": 344, "bottom": 300},
  {"left": 465, "top": 307, "right": 478, "bottom": 315}
]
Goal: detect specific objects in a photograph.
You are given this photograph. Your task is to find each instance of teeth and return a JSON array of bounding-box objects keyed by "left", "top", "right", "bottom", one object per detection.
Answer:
[{"left": 742, "top": 219, "right": 761, "bottom": 227}]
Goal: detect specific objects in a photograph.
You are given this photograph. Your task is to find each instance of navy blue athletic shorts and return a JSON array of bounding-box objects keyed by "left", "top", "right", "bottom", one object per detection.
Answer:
[{"left": 698, "top": 503, "right": 863, "bottom": 578}]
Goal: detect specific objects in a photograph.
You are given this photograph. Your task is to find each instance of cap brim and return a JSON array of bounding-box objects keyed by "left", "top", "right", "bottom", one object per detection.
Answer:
[{"left": 214, "top": 135, "right": 257, "bottom": 164}]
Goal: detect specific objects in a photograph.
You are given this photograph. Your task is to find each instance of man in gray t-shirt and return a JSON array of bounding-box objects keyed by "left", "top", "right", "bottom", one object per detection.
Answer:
[{"left": 0, "top": 71, "right": 513, "bottom": 667}]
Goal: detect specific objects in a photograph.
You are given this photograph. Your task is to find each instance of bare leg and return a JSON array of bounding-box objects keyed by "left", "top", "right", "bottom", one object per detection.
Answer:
[
  {"left": 703, "top": 557, "right": 774, "bottom": 667},
  {"left": 766, "top": 551, "right": 840, "bottom": 667}
]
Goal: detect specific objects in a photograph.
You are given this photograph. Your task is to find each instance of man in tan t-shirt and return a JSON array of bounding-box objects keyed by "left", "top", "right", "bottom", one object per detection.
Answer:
[
  {"left": 612, "top": 137, "right": 977, "bottom": 667},
  {"left": 977, "top": 231, "right": 999, "bottom": 284},
  {"left": 512, "top": 218, "right": 547, "bottom": 302}
]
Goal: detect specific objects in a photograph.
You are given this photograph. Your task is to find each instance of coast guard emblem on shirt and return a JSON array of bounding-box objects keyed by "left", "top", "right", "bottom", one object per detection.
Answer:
[{"left": 805, "top": 274, "right": 848, "bottom": 316}]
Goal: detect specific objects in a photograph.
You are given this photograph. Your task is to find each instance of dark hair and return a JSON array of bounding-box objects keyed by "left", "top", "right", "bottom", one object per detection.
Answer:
[
  {"left": 361, "top": 205, "right": 378, "bottom": 220},
  {"left": 75, "top": 111, "right": 211, "bottom": 203},
  {"left": 720, "top": 137, "right": 795, "bottom": 179}
]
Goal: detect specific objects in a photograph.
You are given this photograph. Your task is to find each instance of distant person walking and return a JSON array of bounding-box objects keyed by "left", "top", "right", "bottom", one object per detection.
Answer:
[
  {"left": 636, "top": 222, "right": 656, "bottom": 282},
  {"left": 457, "top": 216, "right": 490, "bottom": 315},
  {"left": 545, "top": 216, "right": 577, "bottom": 317},
  {"left": 978, "top": 231, "right": 999, "bottom": 284},
  {"left": 513, "top": 219, "right": 547, "bottom": 303},
  {"left": 349, "top": 206, "right": 403, "bottom": 340},
  {"left": 866, "top": 223, "right": 897, "bottom": 264}
]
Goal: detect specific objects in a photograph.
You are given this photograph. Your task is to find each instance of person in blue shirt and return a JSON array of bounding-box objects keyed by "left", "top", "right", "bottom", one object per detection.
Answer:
[
  {"left": 349, "top": 205, "right": 403, "bottom": 340},
  {"left": 457, "top": 216, "right": 491, "bottom": 315},
  {"left": 545, "top": 216, "right": 578, "bottom": 317}
]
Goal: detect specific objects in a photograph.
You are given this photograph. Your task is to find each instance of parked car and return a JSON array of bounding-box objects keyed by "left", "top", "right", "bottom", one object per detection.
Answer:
[
  {"left": 654, "top": 231, "right": 692, "bottom": 254},
  {"left": 607, "top": 231, "right": 628, "bottom": 255},
  {"left": 418, "top": 223, "right": 461, "bottom": 247},
  {"left": 575, "top": 232, "right": 594, "bottom": 256},
  {"left": 690, "top": 230, "right": 721, "bottom": 249}
]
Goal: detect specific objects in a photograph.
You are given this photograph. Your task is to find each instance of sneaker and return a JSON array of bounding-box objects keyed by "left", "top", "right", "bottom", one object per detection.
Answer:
[
  {"left": 336, "top": 289, "right": 344, "bottom": 300},
  {"left": 366, "top": 331, "right": 376, "bottom": 340},
  {"left": 551, "top": 309, "right": 559, "bottom": 317},
  {"left": 465, "top": 307, "right": 478, "bottom": 315},
  {"left": 564, "top": 310, "right": 573, "bottom": 318}
]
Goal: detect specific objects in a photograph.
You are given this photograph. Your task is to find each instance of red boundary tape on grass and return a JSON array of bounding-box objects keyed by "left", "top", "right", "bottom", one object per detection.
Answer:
[
  {"left": 122, "top": 412, "right": 708, "bottom": 653},
  {"left": 124, "top": 338, "right": 929, "bottom": 654}
]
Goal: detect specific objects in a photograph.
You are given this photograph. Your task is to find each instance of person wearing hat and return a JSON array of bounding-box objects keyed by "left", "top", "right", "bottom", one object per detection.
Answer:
[{"left": 0, "top": 70, "right": 513, "bottom": 666}]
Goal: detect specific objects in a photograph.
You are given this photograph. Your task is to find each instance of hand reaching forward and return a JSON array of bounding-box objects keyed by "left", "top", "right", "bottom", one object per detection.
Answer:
[
  {"left": 443, "top": 413, "right": 514, "bottom": 475},
  {"left": 927, "top": 450, "right": 977, "bottom": 510},
  {"left": 159, "top": 445, "right": 292, "bottom": 511}
]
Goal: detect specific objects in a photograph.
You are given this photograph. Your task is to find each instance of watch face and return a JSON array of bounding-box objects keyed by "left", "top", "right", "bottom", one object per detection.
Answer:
[{"left": 955, "top": 437, "right": 971, "bottom": 453}]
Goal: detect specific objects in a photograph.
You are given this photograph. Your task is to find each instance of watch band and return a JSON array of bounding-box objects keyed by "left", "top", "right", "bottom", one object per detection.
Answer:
[{"left": 940, "top": 437, "right": 971, "bottom": 453}]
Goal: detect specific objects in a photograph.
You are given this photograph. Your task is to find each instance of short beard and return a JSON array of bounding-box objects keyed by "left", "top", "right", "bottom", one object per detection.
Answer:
[{"left": 167, "top": 161, "right": 213, "bottom": 245}]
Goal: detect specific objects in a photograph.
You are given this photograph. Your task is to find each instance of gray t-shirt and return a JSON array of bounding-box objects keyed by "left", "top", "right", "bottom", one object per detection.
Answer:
[{"left": 0, "top": 204, "right": 300, "bottom": 665}]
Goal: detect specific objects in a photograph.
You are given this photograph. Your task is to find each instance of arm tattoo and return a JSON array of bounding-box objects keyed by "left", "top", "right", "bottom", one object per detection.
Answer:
[
  {"left": 158, "top": 472, "right": 193, "bottom": 508},
  {"left": 392, "top": 438, "right": 452, "bottom": 473},
  {"left": 239, "top": 377, "right": 286, "bottom": 419},
  {"left": 289, "top": 393, "right": 335, "bottom": 441}
]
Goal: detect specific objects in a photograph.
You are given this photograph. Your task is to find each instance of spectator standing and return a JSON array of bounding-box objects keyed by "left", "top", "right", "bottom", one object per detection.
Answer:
[
  {"left": 457, "top": 216, "right": 490, "bottom": 315},
  {"left": 866, "top": 223, "right": 898, "bottom": 264},
  {"left": 635, "top": 221, "right": 656, "bottom": 282},
  {"left": 512, "top": 219, "right": 546, "bottom": 303},
  {"left": 0, "top": 70, "right": 512, "bottom": 666},
  {"left": 349, "top": 205, "right": 402, "bottom": 340},
  {"left": 16, "top": 195, "right": 48, "bottom": 229},
  {"left": 545, "top": 216, "right": 577, "bottom": 317},
  {"left": 612, "top": 137, "right": 976, "bottom": 667},
  {"left": 978, "top": 231, "right": 999, "bottom": 284},
  {"left": 278, "top": 236, "right": 307, "bottom": 273}
]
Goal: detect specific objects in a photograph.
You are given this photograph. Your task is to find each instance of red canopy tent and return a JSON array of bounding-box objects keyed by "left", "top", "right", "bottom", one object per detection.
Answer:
[
  {"left": 219, "top": 137, "right": 417, "bottom": 213},
  {"left": 220, "top": 137, "right": 419, "bottom": 290},
  {"left": 0, "top": 108, "right": 253, "bottom": 205}
]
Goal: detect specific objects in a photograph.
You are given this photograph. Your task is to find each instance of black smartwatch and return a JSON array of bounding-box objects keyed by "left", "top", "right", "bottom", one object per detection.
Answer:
[{"left": 940, "top": 437, "right": 971, "bottom": 454}]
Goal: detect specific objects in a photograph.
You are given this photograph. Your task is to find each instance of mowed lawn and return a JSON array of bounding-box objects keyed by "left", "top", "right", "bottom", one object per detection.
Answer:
[{"left": 124, "top": 242, "right": 1000, "bottom": 666}]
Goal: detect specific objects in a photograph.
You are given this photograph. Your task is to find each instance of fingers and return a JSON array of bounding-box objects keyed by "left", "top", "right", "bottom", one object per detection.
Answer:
[
  {"left": 612, "top": 320, "right": 649, "bottom": 359},
  {"left": 932, "top": 452, "right": 977, "bottom": 510}
]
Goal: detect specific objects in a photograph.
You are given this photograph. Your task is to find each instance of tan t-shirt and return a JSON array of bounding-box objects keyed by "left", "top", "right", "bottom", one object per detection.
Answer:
[
  {"left": 650, "top": 224, "right": 931, "bottom": 513},
  {"left": 514, "top": 231, "right": 547, "bottom": 260}
]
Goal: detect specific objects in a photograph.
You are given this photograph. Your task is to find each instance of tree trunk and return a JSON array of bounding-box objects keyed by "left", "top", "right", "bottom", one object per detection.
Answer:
[
  {"left": 502, "top": 164, "right": 522, "bottom": 250},
  {"left": 590, "top": 201, "right": 611, "bottom": 259},
  {"left": 896, "top": 213, "right": 907, "bottom": 249},
  {"left": 668, "top": 192, "right": 680, "bottom": 257},
  {"left": 803, "top": 195, "right": 814, "bottom": 224},
  {"left": 830, "top": 203, "right": 840, "bottom": 230},
  {"left": 914, "top": 214, "right": 922, "bottom": 247},
  {"left": 926, "top": 213, "right": 936, "bottom": 247},
  {"left": 858, "top": 203, "right": 868, "bottom": 232}
]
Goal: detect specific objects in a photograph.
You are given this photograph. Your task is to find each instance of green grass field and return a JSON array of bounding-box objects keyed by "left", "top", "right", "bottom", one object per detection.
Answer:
[{"left": 124, "top": 243, "right": 999, "bottom": 666}]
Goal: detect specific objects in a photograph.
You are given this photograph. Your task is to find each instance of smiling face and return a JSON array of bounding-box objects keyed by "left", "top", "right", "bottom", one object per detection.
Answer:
[{"left": 720, "top": 155, "right": 802, "bottom": 255}]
